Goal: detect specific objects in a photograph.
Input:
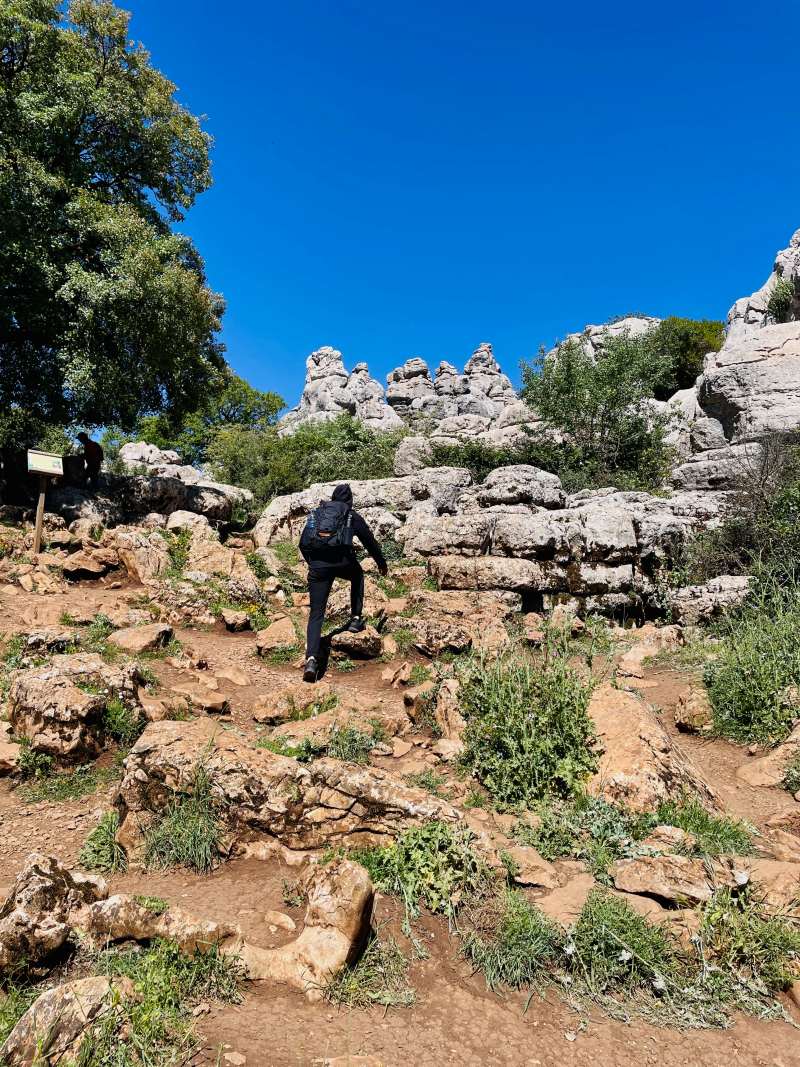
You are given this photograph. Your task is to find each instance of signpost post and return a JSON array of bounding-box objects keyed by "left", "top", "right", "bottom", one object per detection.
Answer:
[{"left": 26, "top": 451, "right": 64, "bottom": 555}]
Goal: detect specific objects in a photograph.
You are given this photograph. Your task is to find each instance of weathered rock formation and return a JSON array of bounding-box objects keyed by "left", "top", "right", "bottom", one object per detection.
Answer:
[
  {"left": 279, "top": 342, "right": 525, "bottom": 448},
  {"left": 672, "top": 228, "right": 800, "bottom": 490},
  {"left": 115, "top": 718, "right": 460, "bottom": 856},
  {"left": 254, "top": 467, "right": 729, "bottom": 614}
]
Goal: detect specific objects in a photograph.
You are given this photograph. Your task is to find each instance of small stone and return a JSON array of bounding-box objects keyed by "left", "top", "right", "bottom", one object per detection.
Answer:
[
  {"left": 223, "top": 1054, "right": 247, "bottom": 1066},
  {"left": 391, "top": 738, "right": 413, "bottom": 758},
  {"left": 221, "top": 608, "right": 251, "bottom": 632},
  {"left": 264, "top": 910, "right": 296, "bottom": 932}
]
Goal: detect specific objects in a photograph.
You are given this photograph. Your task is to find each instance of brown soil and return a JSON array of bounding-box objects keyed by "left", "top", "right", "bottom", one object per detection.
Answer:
[{"left": 2, "top": 575, "right": 800, "bottom": 1067}]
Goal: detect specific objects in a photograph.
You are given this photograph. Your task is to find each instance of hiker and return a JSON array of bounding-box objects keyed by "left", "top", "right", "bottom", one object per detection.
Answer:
[
  {"left": 300, "top": 483, "right": 388, "bottom": 682},
  {"left": 76, "top": 432, "right": 104, "bottom": 490}
]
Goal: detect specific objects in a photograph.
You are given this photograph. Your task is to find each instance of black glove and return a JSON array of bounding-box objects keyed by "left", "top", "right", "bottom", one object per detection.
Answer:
[{"left": 378, "top": 562, "right": 389, "bottom": 577}]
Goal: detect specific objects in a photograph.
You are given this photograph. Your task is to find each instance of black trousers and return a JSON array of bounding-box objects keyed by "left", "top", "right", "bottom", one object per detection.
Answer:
[{"left": 305, "top": 561, "right": 365, "bottom": 660}]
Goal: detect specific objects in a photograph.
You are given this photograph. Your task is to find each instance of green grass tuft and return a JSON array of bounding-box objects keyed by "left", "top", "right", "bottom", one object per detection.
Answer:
[
  {"left": 461, "top": 888, "right": 563, "bottom": 991},
  {"left": 80, "top": 811, "right": 128, "bottom": 873},
  {"left": 324, "top": 934, "right": 415, "bottom": 1008},
  {"left": 144, "top": 764, "right": 221, "bottom": 873},
  {"left": 655, "top": 794, "right": 754, "bottom": 856}
]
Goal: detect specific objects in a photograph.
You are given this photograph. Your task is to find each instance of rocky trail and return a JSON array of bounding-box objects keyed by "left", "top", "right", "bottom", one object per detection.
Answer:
[{"left": 2, "top": 521, "right": 800, "bottom": 1067}]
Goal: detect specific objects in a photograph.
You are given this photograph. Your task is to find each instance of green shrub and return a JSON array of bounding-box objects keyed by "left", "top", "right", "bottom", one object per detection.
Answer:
[
  {"left": 144, "top": 764, "right": 220, "bottom": 872},
  {"left": 326, "top": 724, "right": 379, "bottom": 764},
  {"left": 16, "top": 738, "right": 54, "bottom": 781},
  {"left": 520, "top": 329, "right": 678, "bottom": 492},
  {"left": 458, "top": 645, "right": 596, "bottom": 808},
  {"left": 461, "top": 889, "right": 563, "bottom": 990},
  {"left": 569, "top": 889, "right": 677, "bottom": 994},
  {"left": 705, "top": 578, "right": 800, "bottom": 744},
  {"left": 675, "top": 434, "right": 800, "bottom": 584},
  {"left": 255, "top": 734, "right": 322, "bottom": 762},
  {"left": 647, "top": 316, "right": 724, "bottom": 399},
  {"left": 325, "top": 935, "right": 415, "bottom": 1008},
  {"left": 701, "top": 888, "right": 800, "bottom": 992},
  {"left": 518, "top": 795, "right": 653, "bottom": 880},
  {"left": 82, "top": 938, "right": 243, "bottom": 1065},
  {"left": 405, "top": 769, "right": 447, "bottom": 796},
  {"left": 207, "top": 415, "right": 405, "bottom": 506},
  {"left": 351, "top": 821, "right": 489, "bottom": 926},
  {"left": 162, "top": 528, "right": 192, "bottom": 579},
  {"left": 80, "top": 811, "right": 128, "bottom": 873},
  {"left": 0, "top": 982, "right": 37, "bottom": 1047},
  {"left": 18, "top": 762, "right": 120, "bottom": 804},
  {"left": 103, "top": 698, "right": 145, "bottom": 746},
  {"left": 655, "top": 795, "right": 754, "bottom": 856},
  {"left": 767, "top": 275, "right": 796, "bottom": 324}
]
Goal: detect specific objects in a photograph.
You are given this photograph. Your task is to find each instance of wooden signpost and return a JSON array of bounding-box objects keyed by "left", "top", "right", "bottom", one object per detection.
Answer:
[{"left": 27, "top": 450, "right": 64, "bottom": 555}]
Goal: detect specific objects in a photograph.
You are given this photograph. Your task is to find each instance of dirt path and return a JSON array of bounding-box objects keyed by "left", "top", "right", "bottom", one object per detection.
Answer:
[{"left": 3, "top": 576, "right": 800, "bottom": 1066}]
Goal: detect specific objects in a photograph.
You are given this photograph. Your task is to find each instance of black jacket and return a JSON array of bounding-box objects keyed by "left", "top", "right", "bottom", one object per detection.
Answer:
[{"left": 299, "top": 485, "right": 387, "bottom": 571}]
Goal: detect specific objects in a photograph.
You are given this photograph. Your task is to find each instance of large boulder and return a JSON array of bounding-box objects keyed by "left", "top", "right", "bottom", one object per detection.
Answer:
[
  {"left": 111, "top": 526, "right": 171, "bottom": 582},
  {"left": 8, "top": 653, "right": 144, "bottom": 764},
  {"left": 115, "top": 718, "right": 460, "bottom": 856},
  {"left": 587, "top": 684, "right": 714, "bottom": 812},
  {"left": 0, "top": 854, "right": 107, "bottom": 971}
]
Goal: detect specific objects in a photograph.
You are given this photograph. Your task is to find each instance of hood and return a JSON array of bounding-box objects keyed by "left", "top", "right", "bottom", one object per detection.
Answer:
[{"left": 332, "top": 483, "right": 353, "bottom": 504}]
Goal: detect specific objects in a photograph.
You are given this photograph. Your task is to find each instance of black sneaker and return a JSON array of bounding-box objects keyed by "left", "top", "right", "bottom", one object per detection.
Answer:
[
  {"left": 303, "top": 656, "right": 318, "bottom": 683},
  {"left": 346, "top": 616, "right": 366, "bottom": 633}
]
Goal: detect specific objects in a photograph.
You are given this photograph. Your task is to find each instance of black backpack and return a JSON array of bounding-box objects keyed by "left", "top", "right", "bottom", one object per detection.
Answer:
[{"left": 302, "top": 501, "right": 354, "bottom": 551}]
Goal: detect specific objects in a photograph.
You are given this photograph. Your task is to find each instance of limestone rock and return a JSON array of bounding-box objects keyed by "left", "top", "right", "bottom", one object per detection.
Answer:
[
  {"left": 610, "top": 854, "right": 748, "bottom": 905},
  {"left": 668, "top": 575, "right": 750, "bottom": 625},
  {"left": 166, "top": 509, "right": 211, "bottom": 533},
  {"left": 393, "top": 435, "right": 433, "bottom": 476},
  {"left": 476, "top": 465, "right": 564, "bottom": 509},
  {"left": 1, "top": 976, "right": 135, "bottom": 1066},
  {"left": 674, "top": 687, "right": 714, "bottom": 734},
  {"left": 587, "top": 684, "right": 714, "bottom": 812},
  {"left": 236, "top": 859, "right": 373, "bottom": 1000},
  {"left": 256, "top": 617, "right": 298, "bottom": 654},
  {"left": 617, "top": 624, "right": 684, "bottom": 679},
  {"left": 329, "top": 626, "right": 382, "bottom": 659},
  {"left": 640, "top": 825, "right": 698, "bottom": 853},
  {"left": 73, "top": 893, "right": 237, "bottom": 952},
  {"left": 737, "top": 724, "right": 800, "bottom": 787},
  {"left": 114, "top": 719, "right": 460, "bottom": 855},
  {"left": 406, "top": 616, "right": 472, "bottom": 657},
  {"left": 8, "top": 653, "right": 144, "bottom": 764},
  {"left": 61, "top": 547, "right": 118, "bottom": 580},
  {"left": 0, "top": 854, "right": 107, "bottom": 971},
  {"left": 112, "top": 526, "right": 171, "bottom": 583},
  {"left": 107, "top": 621, "right": 173, "bottom": 655},
  {"left": 432, "top": 678, "right": 466, "bottom": 742},
  {"left": 503, "top": 845, "right": 559, "bottom": 889},
  {"left": 221, "top": 608, "right": 251, "bottom": 632}
]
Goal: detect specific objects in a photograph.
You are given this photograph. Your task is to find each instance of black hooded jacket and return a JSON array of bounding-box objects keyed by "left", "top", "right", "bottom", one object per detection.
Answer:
[{"left": 299, "top": 484, "right": 387, "bottom": 571}]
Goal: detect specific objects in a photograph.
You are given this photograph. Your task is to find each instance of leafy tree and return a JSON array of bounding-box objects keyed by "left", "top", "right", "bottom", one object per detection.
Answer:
[
  {"left": 521, "top": 331, "right": 675, "bottom": 491},
  {"left": 647, "top": 317, "right": 724, "bottom": 399},
  {"left": 207, "top": 415, "right": 405, "bottom": 505},
  {"left": 0, "top": 0, "right": 224, "bottom": 448},
  {"left": 111, "top": 370, "right": 284, "bottom": 466}
]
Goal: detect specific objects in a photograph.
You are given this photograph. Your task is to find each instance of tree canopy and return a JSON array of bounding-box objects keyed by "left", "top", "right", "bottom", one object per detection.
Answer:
[{"left": 0, "top": 0, "right": 224, "bottom": 447}]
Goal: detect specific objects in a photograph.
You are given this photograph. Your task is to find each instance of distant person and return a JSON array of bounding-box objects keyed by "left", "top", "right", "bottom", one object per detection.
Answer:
[
  {"left": 300, "top": 483, "right": 388, "bottom": 683},
  {"left": 76, "top": 432, "right": 104, "bottom": 489}
]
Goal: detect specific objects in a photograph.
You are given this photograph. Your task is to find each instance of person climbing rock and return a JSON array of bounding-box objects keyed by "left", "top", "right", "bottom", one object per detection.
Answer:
[
  {"left": 76, "top": 432, "right": 104, "bottom": 490},
  {"left": 300, "top": 483, "right": 388, "bottom": 682}
]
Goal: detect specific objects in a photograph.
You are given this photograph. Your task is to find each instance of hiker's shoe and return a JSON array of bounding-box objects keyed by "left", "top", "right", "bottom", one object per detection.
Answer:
[
  {"left": 346, "top": 616, "right": 366, "bottom": 633},
  {"left": 303, "top": 656, "right": 319, "bottom": 683}
]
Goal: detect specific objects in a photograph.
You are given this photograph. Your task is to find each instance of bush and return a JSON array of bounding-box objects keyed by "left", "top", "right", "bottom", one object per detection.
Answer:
[
  {"left": 767, "top": 275, "right": 796, "bottom": 324},
  {"left": 103, "top": 698, "right": 145, "bottom": 747},
  {"left": 207, "top": 415, "right": 405, "bottom": 505},
  {"left": 351, "top": 821, "right": 489, "bottom": 926},
  {"left": 461, "top": 889, "right": 563, "bottom": 990},
  {"left": 325, "top": 935, "right": 415, "bottom": 1008},
  {"left": 704, "top": 578, "right": 800, "bottom": 744},
  {"left": 647, "top": 316, "right": 724, "bottom": 399},
  {"left": 520, "top": 330, "right": 676, "bottom": 492},
  {"left": 144, "top": 764, "right": 220, "bottom": 872},
  {"left": 701, "top": 888, "right": 800, "bottom": 992},
  {"left": 677, "top": 434, "right": 800, "bottom": 584},
  {"left": 80, "top": 811, "right": 128, "bottom": 873},
  {"left": 457, "top": 644, "right": 596, "bottom": 808},
  {"left": 518, "top": 795, "right": 653, "bottom": 880}
]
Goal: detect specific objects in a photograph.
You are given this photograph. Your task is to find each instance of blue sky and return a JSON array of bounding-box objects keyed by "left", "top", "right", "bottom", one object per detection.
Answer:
[{"left": 129, "top": 0, "right": 799, "bottom": 407}]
